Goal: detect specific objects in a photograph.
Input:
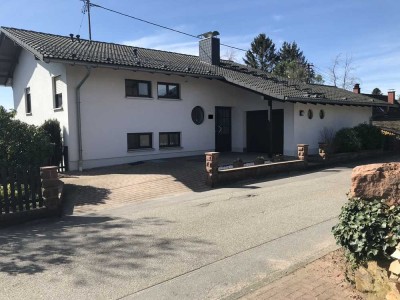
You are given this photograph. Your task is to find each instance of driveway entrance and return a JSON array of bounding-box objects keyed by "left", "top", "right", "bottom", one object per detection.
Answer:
[{"left": 62, "top": 153, "right": 270, "bottom": 214}]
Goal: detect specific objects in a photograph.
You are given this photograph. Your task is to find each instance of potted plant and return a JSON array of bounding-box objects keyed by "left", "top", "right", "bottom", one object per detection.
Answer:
[
  {"left": 232, "top": 158, "right": 244, "bottom": 168},
  {"left": 254, "top": 156, "right": 265, "bottom": 165}
]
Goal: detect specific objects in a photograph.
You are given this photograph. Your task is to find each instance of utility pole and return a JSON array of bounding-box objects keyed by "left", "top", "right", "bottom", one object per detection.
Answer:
[
  {"left": 306, "top": 63, "right": 314, "bottom": 84},
  {"left": 86, "top": 0, "right": 92, "bottom": 42}
]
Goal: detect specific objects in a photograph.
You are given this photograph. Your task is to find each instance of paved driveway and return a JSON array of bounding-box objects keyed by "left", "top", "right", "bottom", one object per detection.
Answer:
[{"left": 62, "top": 153, "right": 271, "bottom": 214}]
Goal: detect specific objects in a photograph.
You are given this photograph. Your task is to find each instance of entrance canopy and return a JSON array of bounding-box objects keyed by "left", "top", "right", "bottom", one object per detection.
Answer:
[{"left": 0, "top": 32, "right": 21, "bottom": 86}]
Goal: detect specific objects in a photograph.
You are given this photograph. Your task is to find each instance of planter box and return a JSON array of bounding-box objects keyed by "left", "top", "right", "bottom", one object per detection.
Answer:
[{"left": 215, "top": 160, "right": 306, "bottom": 186}]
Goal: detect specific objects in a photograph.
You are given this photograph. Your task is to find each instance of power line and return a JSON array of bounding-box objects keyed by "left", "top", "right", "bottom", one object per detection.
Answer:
[
  {"left": 89, "top": 2, "right": 248, "bottom": 53},
  {"left": 77, "top": 1, "right": 86, "bottom": 35}
]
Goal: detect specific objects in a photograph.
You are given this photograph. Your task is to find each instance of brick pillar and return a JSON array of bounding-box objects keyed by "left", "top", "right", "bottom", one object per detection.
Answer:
[
  {"left": 40, "top": 166, "right": 62, "bottom": 210},
  {"left": 297, "top": 144, "right": 309, "bottom": 162},
  {"left": 319, "top": 143, "right": 328, "bottom": 160},
  {"left": 205, "top": 152, "right": 219, "bottom": 187}
]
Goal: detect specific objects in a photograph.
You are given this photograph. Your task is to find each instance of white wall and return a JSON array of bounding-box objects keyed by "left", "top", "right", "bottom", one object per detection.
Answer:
[
  {"left": 291, "top": 103, "right": 372, "bottom": 155},
  {"left": 11, "top": 54, "right": 373, "bottom": 170},
  {"left": 66, "top": 66, "right": 294, "bottom": 170},
  {"left": 12, "top": 49, "right": 70, "bottom": 146}
]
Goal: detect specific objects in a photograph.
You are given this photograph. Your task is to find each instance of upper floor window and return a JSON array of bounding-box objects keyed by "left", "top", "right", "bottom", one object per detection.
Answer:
[
  {"left": 125, "top": 79, "right": 152, "bottom": 98},
  {"left": 157, "top": 82, "right": 180, "bottom": 99},
  {"left": 25, "top": 87, "right": 31, "bottom": 114},
  {"left": 54, "top": 76, "right": 63, "bottom": 109}
]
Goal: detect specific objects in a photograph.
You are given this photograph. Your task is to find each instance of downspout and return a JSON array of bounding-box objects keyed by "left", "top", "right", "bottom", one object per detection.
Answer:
[
  {"left": 76, "top": 66, "right": 91, "bottom": 172},
  {"left": 268, "top": 99, "right": 273, "bottom": 159}
]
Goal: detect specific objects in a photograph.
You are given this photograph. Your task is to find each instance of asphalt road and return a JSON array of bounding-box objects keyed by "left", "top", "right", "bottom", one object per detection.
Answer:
[{"left": 0, "top": 163, "right": 375, "bottom": 300}]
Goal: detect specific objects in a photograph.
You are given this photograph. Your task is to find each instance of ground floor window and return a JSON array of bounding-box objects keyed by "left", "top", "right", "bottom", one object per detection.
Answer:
[
  {"left": 127, "top": 133, "right": 153, "bottom": 150},
  {"left": 159, "top": 132, "right": 180, "bottom": 148}
]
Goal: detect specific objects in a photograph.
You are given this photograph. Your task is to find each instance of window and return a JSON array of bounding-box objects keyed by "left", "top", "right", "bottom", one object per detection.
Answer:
[
  {"left": 159, "top": 132, "right": 181, "bottom": 148},
  {"left": 54, "top": 76, "right": 63, "bottom": 109},
  {"left": 127, "top": 133, "right": 153, "bottom": 150},
  {"left": 191, "top": 106, "right": 204, "bottom": 125},
  {"left": 125, "top": 79, "right": 151, "bottom": 98},
  {"left": 307, "top": 109, "right": 313, "bottom": 119},
  {"left": 25, "top": 87, "right": 31, "bottom": 114},
  {"left": 157, "top": 82, "right": 180, "bottom": 99},
  {"left": 319, "top": 109, "right": 325, "bottom": 119}
]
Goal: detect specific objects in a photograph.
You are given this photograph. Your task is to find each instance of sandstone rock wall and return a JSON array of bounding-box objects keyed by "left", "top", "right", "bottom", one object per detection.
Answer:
[{"left": 350, "top": 163, "right": 400, "bottom": 203}]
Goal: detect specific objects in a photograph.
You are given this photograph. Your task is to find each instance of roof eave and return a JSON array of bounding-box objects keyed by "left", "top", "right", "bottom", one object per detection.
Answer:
[
  {"left": 285, "top": 96, "right": 394, "bottom": 107},
  {"left": 0, "top": 27, "right": 44, "bottom": 61},
  {"left": 45, "top": 57, "right": 224, "bottom": 80}
]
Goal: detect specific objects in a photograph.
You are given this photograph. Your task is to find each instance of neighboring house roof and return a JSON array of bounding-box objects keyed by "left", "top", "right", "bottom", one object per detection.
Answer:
[
  {"left": 0, "top": 27, "right": 395, "bottom": 107},
  {"left": 373, "top": 120, "right": 400, "bottom": 135}
]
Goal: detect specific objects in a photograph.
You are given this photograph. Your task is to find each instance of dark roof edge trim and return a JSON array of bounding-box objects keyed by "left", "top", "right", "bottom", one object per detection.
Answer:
[
  {"left": 285, "top": 97, "right": 397, "bottom": 107},
  {"left": 46, "top": 58, "right": 224, "bottom": 80},
  {"left": 0, "top": 28, "right": 44, "bottom": 61}
]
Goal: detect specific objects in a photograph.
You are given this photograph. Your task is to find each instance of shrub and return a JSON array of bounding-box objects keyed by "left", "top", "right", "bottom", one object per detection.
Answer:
[
  {"left": 40, "top": 119, "right": 63, "bottom": 166},
  {"left": 319, "top": 127, "right": 336, "bottom": 153},
  {"left": 332, "top": 198, "right": 400, "bottom": 268},
  {"left": 0, "top": 106, "right": 52, "bottom": 166},
  {"left": 333, "top": 128, "right": 362, "bottom": 153},
  {"left": 353, "top": 123, "right": 383, "bottom": 150}
]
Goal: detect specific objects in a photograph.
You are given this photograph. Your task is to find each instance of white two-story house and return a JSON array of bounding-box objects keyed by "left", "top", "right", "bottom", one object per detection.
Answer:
[{"left": 0, "top": 27, "right": 392, "bottom": 171}]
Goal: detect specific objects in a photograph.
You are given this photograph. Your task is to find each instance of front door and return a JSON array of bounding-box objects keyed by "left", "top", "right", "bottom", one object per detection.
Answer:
[
  {"left": 246, "top": 110, "right": 269, "bottom": 152},
  {"left": 271, "top": 109, "right": 284, "bottom": 154},
  {"left": 215, "top": 107, "right": 232, "bottom": 152}
]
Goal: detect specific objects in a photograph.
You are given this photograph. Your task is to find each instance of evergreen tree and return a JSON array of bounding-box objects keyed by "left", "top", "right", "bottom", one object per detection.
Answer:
[
  {"left": 243, "top": 33, "right": 278, "bottom": 72},
  {"left": 371, "top": 88, "right": 383, "bottom": 95}
]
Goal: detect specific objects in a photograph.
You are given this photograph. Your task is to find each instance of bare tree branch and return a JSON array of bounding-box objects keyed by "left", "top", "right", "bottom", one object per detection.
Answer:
[{"left": 327, "top": 53, "right": 358, "bottom": 90}]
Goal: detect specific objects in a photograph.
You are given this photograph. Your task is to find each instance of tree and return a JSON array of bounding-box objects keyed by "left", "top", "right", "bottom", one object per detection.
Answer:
[
  {"left": 328, "top": 53, "right": 358, "bottom": 90},
  {"left": 372, "top": 88, "right": 383, "bottom": 95},
  {"left": 243, "top": 33, "right": 278, "bottom": 72},
  {"left": 273, "top": 41, "right": 323, "bottom": 83},
  {"left": 221, "top": 48, "right": 238, "bottom": 62}
]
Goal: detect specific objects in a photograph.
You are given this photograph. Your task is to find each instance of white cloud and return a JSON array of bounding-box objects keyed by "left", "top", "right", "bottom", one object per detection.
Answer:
[{"left": 272, "top": 15, "right": 283, "bottom": 21}]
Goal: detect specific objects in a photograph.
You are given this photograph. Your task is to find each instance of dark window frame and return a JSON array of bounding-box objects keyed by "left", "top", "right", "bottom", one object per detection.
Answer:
[
  {"left": 159, "top": 132, "right": 181, "bottom": 148},
  {"left": 127, "top": 133, "right": 153, "bottom": 150},
  {"left": 125, "top": 79, "right": 152, "bottom": 98},
  {"left": 25, "top": 87, "right": 32, "bottom": 114},
  {"left": 54, "top": 76, "right": 63, "bottom": 109},
  {"left": 55, "top": 93, "right": 63, "bottom": 109},
  {"left": 157, "top": 82, "right": 180, "bottom": 99}
]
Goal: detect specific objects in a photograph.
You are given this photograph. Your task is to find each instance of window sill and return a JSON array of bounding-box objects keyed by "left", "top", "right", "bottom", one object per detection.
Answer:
[
  {"left": 54, "top": 107, "right": 63, "bottom": 112},
  {"left": 159, "top": 146, "right": 183, "bottom": 151},
  {"left": 126, "top": 96, "right": 153, "bottom": 100},
  {"left": 26, "top": 113, "right": 32, "bottom": 116},
  {"left": 157, "top": 97, "right": 182, "bottom": 101},
  {"left": 128, "top": 148, "right": 155, "bottom": 153}
]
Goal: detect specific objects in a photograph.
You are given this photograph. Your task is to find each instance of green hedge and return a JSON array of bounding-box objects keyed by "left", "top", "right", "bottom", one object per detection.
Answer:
[
  {"left": 0, "top": 106, "right": 52, "bottom": 166},
  {"left": 333, "top": 124, "right": 383, "bottom": 153},
  {"left": 333, "top": 128, "right": 362, "bottom": 153},
  {"left": 353, "top": 123, "right": 383, "bottom": 150},
  {"left": 40, "top": 119, "right": 63, "bottom": 167}
]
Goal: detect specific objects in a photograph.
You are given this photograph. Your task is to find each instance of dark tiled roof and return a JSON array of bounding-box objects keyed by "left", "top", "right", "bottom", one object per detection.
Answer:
[{"left": 0, "top": 27, "right": 394, "bottom": 107}]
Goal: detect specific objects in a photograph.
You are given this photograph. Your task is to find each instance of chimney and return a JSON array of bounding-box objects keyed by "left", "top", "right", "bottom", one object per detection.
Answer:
[
  {"left": 353, "top": 83, "right": 360, "bottom": 94},
  {"left": 199, "top": 31, "right": 220, "bottom": 65},
  {"left": 388, "top": 90, "right": 395, "bottom": 104}
]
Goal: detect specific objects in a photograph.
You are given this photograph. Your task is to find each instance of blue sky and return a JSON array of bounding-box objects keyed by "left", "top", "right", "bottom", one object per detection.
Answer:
[{"left": 1, "top": 0, "right": 399, "bottom": 109}]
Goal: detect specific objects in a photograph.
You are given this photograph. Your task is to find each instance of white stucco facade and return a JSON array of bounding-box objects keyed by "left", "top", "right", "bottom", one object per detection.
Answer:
[{"left": 11, "top": 50, "right": 372, "bottom": 170}]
